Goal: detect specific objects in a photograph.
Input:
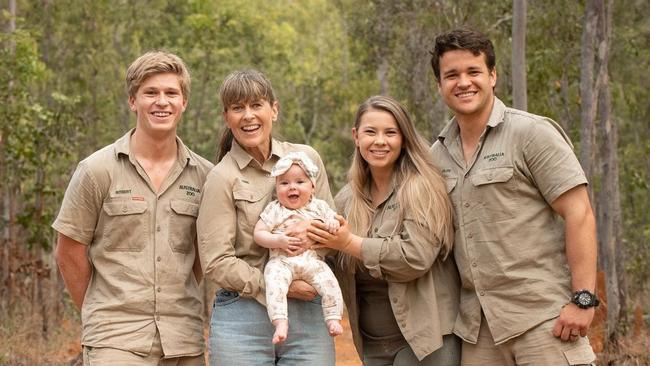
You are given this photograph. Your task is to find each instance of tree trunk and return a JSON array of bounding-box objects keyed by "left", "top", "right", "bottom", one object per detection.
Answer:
[
  {"left": 595, "top": 0, "right": 623, "bottom": 344},
  {"left": 511, "top": 0, "right": 527, "bottom": 111},
  {"left": 2, "top": 0, "right": 18, "bottom": 313},
  {"left": 373, "top": 0, "right": 391, "bottom": 95},
  {"left": 579, "top": 0, "right": 599, "bottom": 196}
]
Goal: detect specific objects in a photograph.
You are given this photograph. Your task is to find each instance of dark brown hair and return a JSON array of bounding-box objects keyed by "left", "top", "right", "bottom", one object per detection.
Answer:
[
  {"left": 430, "top": 28, "right": 496, "bottom": 82},
  {"left": 216, "top": 69, "right": 277, "bottom": 162}
]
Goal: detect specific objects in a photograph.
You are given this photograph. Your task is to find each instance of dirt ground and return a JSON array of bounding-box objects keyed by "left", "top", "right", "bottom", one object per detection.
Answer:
[
  {"left": 47, "top": 314, "right": 361, "bottom": 366},
  {"left": 336, "top": 315, "right": 362, "bottom": 365}
]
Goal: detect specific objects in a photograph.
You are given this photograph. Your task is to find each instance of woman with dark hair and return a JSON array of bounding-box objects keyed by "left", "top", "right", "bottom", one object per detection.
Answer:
[{"left": 197, "top": 69, "right": 335, "bottom": 365}]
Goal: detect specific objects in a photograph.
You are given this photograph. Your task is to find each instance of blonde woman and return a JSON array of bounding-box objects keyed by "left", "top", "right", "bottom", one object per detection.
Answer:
[{"left": 308, "top": 95, "right": 461, "bottom": 365}]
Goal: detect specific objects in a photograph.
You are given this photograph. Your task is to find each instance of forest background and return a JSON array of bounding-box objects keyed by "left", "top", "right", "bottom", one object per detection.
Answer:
[{"left": 1, "top": 0, "right": 649, "bottom": 365}]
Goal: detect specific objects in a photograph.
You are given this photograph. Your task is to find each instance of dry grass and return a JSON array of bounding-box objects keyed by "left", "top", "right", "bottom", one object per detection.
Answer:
[
  {"left": 0, "top": 306, "right": 81, "bottom": 366},
  {"left": 0, "top": 301, "right": 360, "bottom": 366},
  {"left": 2, "top": 300, "right": 647, "bottom": 366}
]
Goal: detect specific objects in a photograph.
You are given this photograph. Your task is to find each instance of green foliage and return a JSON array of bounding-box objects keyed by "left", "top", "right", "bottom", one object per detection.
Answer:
[{"left": 4, "top": 0, "right": 649, "bottom": 300}]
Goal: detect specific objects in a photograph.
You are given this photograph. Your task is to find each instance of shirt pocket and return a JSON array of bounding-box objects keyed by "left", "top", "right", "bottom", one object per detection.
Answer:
[
  {"left": 470, "top": 166, "right": 518, "bottom": 223},
  {"left": 563, "top": 343, "right": 596, "bottom": 365},
  {"left": 373, "top": 215, "right": 399, "bottom": 238},
  {"left": 233, "top": 188, "right": 269, "bottom": 229},
  {"left": 101, "top": 200, "right": 148, "bottom": 252},
  {"left": 445, "top": 177, "right": 458, "bottom": 194},
  {"left": 169, "top": 199, "right": 199, "bottom": 254}
]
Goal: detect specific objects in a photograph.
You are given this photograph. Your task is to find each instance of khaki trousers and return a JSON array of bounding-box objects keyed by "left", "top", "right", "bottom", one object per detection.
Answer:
[
  {"left": 83, "top": 331, "right": 205, "bottom": 366},
  {"left": 461, "top": 314, "right": 596, "bottom": 366}
]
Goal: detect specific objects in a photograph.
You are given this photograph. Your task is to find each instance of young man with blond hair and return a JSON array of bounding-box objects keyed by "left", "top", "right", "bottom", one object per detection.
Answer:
[
  {"left": 53, "top": 51, "right": 212, "bottom": 365},
  {"left": 430, "top": 28, "right": 598, "bottom": 365}
]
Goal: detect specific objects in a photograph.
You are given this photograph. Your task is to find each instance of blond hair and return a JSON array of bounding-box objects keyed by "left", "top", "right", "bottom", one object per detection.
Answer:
[
  {"left": 340, "top": 95, "right": 454, "bottom": 271},
  {"left": 217, "top": 69, "right": 278, "bottom": 162},
  {"left": 125, "top": 51, "right": 190, "bottom": 100}
]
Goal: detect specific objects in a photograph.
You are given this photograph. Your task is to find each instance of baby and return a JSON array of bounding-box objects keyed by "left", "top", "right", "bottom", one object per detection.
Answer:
[{"left": 254, "top": 151, "right": 344, "bottom": 344}]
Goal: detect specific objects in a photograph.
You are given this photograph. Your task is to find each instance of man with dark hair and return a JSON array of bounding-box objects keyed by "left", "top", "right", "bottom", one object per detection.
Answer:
[
  {"left": 53, "top": 51, "right": 212, "bottom": 365},
  {"left": 430, "top": 28, "right": 597, "bottom": 365}
]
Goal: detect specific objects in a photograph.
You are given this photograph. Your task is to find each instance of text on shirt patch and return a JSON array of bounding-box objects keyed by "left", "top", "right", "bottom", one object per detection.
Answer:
[
  {"left": 386, "top": 203, "right": 399, "bottom": 210},
  {"left": 179, "top": 185, "right": 201, "bottom": 197},
  {"left": 483, "top": 152, "right": 505, "bottom": 162},
  {"left": 115, "top": 189, "right": 132, "bottom": 194}
]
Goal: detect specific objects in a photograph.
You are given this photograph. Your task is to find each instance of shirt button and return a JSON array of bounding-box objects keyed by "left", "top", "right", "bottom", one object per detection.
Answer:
[
  {"left": 487, "top": 174, "right": 493, "bottom": 181},
  {"left": 374, "top": 228, "right": 378, "bottom": 233},
  {"left": 157, "top": 256, "right": 162, "bottom": 262},
  {"left": 472, "top": 262, "right": 477, "bottom": 267},
  {"left": 392, "top": 297, "right": 398, "bottom": 303},
  {"left": 467, "top": 233, "right": 473, "bottom": 239},
  {"left": 156, "top": 315, "right": 161, "bottom": 321},
  {"left": 156, "top": 226, "right": 161, "bottom": 232},
  {"left": 464, "top": 202, "right": 470, "bottom": 207},
  {"left": 480, "top": 291, "right": 485, "bottom": 296},
  {"left": 157, "top": 287, "right": 162, "bottom": 292},
  {"left": 122, "top": 205, "right": 127, "bottom": 213}
]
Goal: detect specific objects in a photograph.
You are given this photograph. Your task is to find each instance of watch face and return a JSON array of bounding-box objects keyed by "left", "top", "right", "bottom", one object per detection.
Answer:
[{"left": 578, "top": 292, "right": 592, "bottom": 305}]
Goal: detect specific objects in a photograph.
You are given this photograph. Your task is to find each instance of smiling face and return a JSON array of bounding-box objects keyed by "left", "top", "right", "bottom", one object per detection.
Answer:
[
  {"left": 128, "top": 72, "right": 187, "bottom": 137},
  {"left": 223, "top": 98, "right": 278, "bottom": 163},
  {"left": 275, "top": 164, "right": 314, "bottom": 210},
  {"left": 353, "top": 108, "right": 403, "bottom": 175},
  {"left": 437, "top": 49, "right": 496, "bottom": 124}
]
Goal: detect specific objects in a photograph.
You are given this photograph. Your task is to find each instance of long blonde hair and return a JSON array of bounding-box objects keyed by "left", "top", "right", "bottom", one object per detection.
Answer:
[{"left": 340, "top": 95, "right": 454, "bottom": 271}]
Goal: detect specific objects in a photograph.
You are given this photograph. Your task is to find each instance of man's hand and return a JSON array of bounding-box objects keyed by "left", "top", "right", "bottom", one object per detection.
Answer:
[
  {"left": 287, "top": 280, "right": 317, "bottom": 301},
  {"left": 552, "top": 303, "right": 595, "bottom": 342}
]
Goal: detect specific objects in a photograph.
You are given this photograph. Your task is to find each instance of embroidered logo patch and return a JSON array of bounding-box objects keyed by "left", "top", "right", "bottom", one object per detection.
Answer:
[
  {"left": 483, "top": 152, "right": 505, "bottom": 162},
  {"left": 179, "top": 185, "right": 201, "bottom": 197}
]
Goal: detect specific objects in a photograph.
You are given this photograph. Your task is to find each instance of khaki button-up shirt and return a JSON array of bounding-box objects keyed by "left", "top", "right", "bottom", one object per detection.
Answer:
[
  {"left": 333, "top": 184, "right": 460, "bottom": 361},
  {"left": 197, "top": 139, "right": 334, "bottom": 305},
  {"left": 52, "top": 130, "right": 213, "bottom": 357},
  {"left": 430, "top": 97, "right": 587, "bottom": 345}
]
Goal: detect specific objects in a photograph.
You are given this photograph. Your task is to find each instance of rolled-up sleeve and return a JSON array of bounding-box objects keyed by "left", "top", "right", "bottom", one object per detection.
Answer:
[
  {"left": 197, "top": 168, "right": 266, "bottom": 304},
  {"left": 361, "top": 217, "right": 440, "bottom": 283}
]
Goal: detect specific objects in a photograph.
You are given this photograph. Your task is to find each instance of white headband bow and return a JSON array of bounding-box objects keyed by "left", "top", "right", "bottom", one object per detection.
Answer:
[{"left": 270, "top": 151, "right": 319, "bottom": 183}]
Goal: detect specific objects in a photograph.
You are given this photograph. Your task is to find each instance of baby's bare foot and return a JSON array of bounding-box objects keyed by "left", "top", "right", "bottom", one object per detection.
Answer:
[
  {"left": 272, "top": 319, "right": 289, "bottom": 344},
  {"left": 326, "top": 319, "right": 343, "bottom": 337}
]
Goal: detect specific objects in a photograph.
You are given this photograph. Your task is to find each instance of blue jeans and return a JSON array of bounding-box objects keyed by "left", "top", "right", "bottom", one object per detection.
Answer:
[{"left": 208, "top": 290, "right": 335, "bottom": 366}]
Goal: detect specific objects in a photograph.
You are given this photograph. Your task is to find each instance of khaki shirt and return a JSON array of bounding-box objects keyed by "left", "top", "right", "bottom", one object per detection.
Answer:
[
  {"left": 197, "top": 139, "right": 334, "bottom": 305},
  {"left": 430, "top": 97, "right": 587, "bottom": 345},
  {"left": 52, "top": 130, "right": 213, "bottom": 357},
  {"left": 334, "top": 184, "right": 460, "bottom": 361}
]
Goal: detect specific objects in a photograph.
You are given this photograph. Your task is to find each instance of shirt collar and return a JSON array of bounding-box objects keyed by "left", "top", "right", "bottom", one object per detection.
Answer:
[
  {"left": 437, "top": 97, "right": 507, "bottom": 146},
  {"left": 113, "top": 128, "right": 196, "bottom": 167},
  {"left": 230, "top": 138, "right": 285, "bottom": 170},
  {"left": 363, "top": 177, "right": 397, "bottom": 208}
]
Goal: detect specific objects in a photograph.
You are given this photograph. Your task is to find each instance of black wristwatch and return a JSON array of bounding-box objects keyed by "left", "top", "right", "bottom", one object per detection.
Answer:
[{"left": 571, "top": 289, "right": 600, "bottom": 309}]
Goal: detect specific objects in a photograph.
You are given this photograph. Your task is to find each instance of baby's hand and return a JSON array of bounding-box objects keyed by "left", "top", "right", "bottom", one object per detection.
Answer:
[
  {"left": 325, "top": 219, "right": 340, "bottom": 234},
  {"left": 278, "top": 234, "right": 302, "bottom": 251}
]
